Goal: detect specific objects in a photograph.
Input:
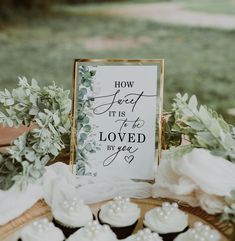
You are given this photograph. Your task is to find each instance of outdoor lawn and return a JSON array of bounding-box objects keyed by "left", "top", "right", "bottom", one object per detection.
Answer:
[
  {"left": 177, "top": 0, "right": 235, "bottom": 15},
  {"left": 0, "top": 1, "right": 235, "bottom": 123}
]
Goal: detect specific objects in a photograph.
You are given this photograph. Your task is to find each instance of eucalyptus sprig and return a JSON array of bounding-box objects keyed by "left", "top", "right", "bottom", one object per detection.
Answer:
[
  {"left": 0, "top": 77, "right": 71, "bottom": 190},
  {"left": 170, "top": 93, "right": 235, "bottom": 162},
  {"left": 221, "top": 190, "right": 235, "bottom": 224},
  {"left": 76, "top": 66, "right": 100, "bottom": 176}
]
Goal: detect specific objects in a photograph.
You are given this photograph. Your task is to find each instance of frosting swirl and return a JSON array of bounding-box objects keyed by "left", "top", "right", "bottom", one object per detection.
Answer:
[
  {"left": 20, "top": 218, "right": 64, "bottom": 241},
  {"left": 174, "top": 222, "right": 221, "bottom": 241},
  {"left": 67, "top": 220, "right": 118, "bottom": 241},
  {"left": 52, "top": 197, "right": 93, "bottom": 227},
  {"left": 99, "top": 196, "right": 140, "bottom": 227},
  {"left": 143, "top": 202, "right": 188, "bottom": 234},
  {"left": 125, "top": 228, "right": 163, "bottom": 241}
]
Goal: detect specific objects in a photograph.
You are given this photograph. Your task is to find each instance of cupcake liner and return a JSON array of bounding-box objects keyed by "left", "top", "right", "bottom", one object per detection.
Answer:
[
  {"left": 19, "top": 237, "right": 66, "bottom": 241},
  {"left": 52, "top": 219, "right": 78, "bottom": 238},
  {"left": 53, "top": 214, "right": 96, "bottom": 238},
  {"left": 18, "top": 238, "right": 66, "bottom": 241},
  {"left": 159, "top": 226, "right": 189, "bottom": 241},
  {"left": 143, "top": 224, "right": 189, "bottom": 241},
  {"left": 97, "top": 210, "right": 138, "bottom": 239}
]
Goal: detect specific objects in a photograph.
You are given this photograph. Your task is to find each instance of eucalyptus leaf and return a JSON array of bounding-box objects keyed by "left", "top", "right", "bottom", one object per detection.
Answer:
[
  {"left": 79, "top": 133, "right": 87, "bottom": 142},
  {"left": 50, "top": 144, "right": 59, "bottom": 156},
  {"left": 82, "top": 116, "right": 89, "bottom": 124},
  {"left": 172, "top": 93, "right": 235, "bottom": 162},
  {"left": 0, "top": 77, "right": 71, "bottom": 190},
  {"left": 76, "top": 66, "right": 98, "bottom": 176},
  {"left": 85, "top": 143, "right": 93, "bottom": 152},
  {"left": 83, "top": 125, "right": 91, "bottom": 132}
]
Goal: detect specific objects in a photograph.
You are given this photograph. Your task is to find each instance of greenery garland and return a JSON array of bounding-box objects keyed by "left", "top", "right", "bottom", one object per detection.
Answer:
[
  {"left": 0, "top": 77, "right": 71, "bottom": 190},
  {"left": 164, "top": 93, "right": 235, "bottom": 162}
]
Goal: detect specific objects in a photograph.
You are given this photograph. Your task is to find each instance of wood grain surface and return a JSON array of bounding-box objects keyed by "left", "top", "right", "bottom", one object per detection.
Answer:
[{"left": 0, "top": 125, "right": 30, "bottom": 148}]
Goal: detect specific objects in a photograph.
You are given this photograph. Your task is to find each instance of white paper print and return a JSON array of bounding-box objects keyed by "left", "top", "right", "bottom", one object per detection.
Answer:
[{"left": 76, "top": 65, "right": 158, "bottom": 180}]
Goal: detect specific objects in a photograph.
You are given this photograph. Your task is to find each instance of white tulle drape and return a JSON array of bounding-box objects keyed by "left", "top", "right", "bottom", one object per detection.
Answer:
[{"left": 152, "top": 148, "right": 235, "bottom": 214}]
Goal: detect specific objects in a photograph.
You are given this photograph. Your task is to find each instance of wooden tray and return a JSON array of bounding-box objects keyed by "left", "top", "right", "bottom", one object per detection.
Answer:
[{"left": 0, "top": 198, "right": 232, "bottom": 240}]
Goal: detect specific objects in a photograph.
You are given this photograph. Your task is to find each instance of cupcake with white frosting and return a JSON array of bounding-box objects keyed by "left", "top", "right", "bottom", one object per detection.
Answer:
[
  {"left": 124, "top": 228, "right": 163, "bottom": 241},
  {"left": 97, "top": 196, "right": 140, "bottom": 239},
  {"left": 20, "top": 218, "right": 64, "bottom": 241},
  {"left": 174, "top": 222, "right": 221, "bottom": 241},
  {"left": 52, "top": 197, "right": 94, "bottom": 238},
  {"left": 67, "top": 220, "right": 118, "bottom": 241},
  {"left": 143, "top": 202, "right": 188, "bottom": 241}
]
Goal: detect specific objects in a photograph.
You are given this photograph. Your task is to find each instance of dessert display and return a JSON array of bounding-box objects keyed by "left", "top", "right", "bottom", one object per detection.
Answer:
[
  {"left": 66, "top": 220, "right": 118, "bottom": 241},
  {"left": 2, "top": 198, "right": 227, "bottom": 241},
  {"left": 174, "top": 222, "right": 221, "bottom": 241},
  {"left": 20, "top": 218, "right": 64, "bottom": 241},
  {"left": 143, "top": 202, "right": 189, "bottom": 241},
  {"left": 124, "top": 228, "right": 163, "bottom": 241},
  {"left": 97, "top": 196, "right": 141, "bottom": 239},
  {"left": 52, "top": 197, "right": 93, "bottom": 238}
]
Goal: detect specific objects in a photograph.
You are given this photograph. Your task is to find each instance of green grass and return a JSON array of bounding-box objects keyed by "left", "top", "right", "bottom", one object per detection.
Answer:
[
  {"left": 0, "top": 4, "right": 235, "bottom": 123},
  {"left": 177, "top": 0, "right": 235, "bottom": 15}
]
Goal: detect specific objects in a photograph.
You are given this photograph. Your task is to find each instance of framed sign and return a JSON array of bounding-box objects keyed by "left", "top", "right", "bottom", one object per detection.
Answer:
[{"left": 70, "top": 59, "right": 164, "bottom": 180}]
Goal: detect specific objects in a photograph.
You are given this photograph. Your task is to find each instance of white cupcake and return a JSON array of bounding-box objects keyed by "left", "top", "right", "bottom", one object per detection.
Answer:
[
  {"left": 143, "top": 202, "right": 188, "bottom": 241},
  {"left": 124, "top": 228, "right": 163, "bottom": 241},
  {"left": 67, "top": 220, "right": 118, "bottom": 241},
  {"left": 52, "top": 197, "right": 93, "bottom": 238},
  {"left": 174, "top": 222, "right": 221, "bottom": 241},
  {"left": 97, "top": 196, "right": 140, "bottom": 239},
  {"left": 20, "top": 218, "right": 64, "bottom": 241}
]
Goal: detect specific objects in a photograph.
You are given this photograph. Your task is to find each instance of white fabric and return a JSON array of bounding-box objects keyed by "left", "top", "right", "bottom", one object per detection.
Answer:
[
  {"left": 0, "top": 183, "right": 43, "bottom": 225},
  {"left": 0, "top": 163, "right": 152, "bottom": 225},
  {"left": 75, "top": 176, "right": 152, "bottom": 204},
  {"left": 153, "top": 148, "right": 235, "bottom": 214},
  {"left": 0, "top": 148, "right": 235, "bottom": 225}
]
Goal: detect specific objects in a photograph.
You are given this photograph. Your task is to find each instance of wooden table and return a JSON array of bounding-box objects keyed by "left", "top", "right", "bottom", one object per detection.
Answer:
[{"left": 0, "top": 125, "right": 30, "bottom": 149}]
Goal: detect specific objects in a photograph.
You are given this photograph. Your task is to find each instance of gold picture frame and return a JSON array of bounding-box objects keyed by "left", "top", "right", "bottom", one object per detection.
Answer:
[{"left": 70, "top": 58, "right": 165, "bottom": 177}]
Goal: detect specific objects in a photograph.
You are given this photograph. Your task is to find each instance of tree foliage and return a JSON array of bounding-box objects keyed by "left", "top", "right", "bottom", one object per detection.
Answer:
[{"left": 0, "top": 0, "right": 55, "bottom": 20}]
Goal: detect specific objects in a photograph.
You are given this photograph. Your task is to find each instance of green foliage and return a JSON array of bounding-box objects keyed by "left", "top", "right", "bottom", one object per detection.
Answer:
[
  {"left": 162, "top": 113, "right": 182, "bottom": 149},
  {"left": 76, "top": 66, "right": 99, "bottom": 176},
  {"left": 0, "top": 77, "right": 71, "bottom": 190},
  {"left": 0, "top": 0, "right": 54, "bottom": 11},
  {"left": 66, "top": 0, "right": 165, "bottom": 3},
  {"left": 167, "top": 93, "right": 235, "bottom": 162},
  {"left": 221, "top": 190, "right": 235, "bottom": 224},
  {"left": 178, "top": 0, "right": 235, "bottom": 15},
  {"left": 0, "top": 6, "right": 235, "bottom": 124},
  {"left": 0, "top": 0, "right": 55, "bottom": 21}
]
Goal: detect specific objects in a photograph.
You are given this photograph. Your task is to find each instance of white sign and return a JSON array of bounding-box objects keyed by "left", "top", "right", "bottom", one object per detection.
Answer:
[{"left": 72, "top": 60, "right": 163, "bottom": 180}]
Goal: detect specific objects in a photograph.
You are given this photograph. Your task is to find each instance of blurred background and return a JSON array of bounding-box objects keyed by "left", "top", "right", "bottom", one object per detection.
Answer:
[{"left": 0, "top": 0, "right": 235, "bottom": 123}]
